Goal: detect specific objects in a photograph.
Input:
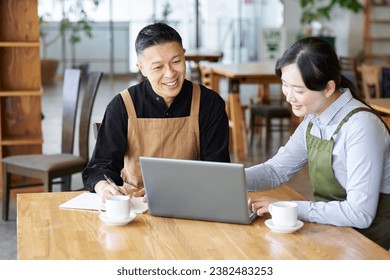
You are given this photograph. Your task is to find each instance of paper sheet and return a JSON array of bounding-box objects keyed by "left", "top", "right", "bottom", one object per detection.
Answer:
[{"left": 59, "top": 192, "right": 148, "bottom": 214}]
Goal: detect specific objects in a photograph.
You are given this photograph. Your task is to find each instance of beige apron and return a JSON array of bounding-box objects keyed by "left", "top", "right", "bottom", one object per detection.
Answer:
[{"left": 120, "top": 83, "right": 201, "bottom": 189}]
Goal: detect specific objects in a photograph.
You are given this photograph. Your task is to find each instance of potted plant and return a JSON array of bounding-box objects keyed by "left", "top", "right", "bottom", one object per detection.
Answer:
[
  {"left": 299, "top": 0, "right": 363, "bottom": 43},
  {"left": 59, "top": 0, "right": 101, "bottom": 71},
  {"left": 39, "top": 0, "right": 101, "bottom": 84}
]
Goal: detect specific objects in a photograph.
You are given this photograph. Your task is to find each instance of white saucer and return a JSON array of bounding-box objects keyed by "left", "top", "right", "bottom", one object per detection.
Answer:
[
  {"left": 99, "top": 212, "right": 136, "bottom": 226},
  {"left": 265, "top": 219, "right": 304, "bottom": 233}
]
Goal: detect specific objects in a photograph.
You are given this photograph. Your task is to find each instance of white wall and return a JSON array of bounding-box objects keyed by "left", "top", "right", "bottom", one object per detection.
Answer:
[
  {"left": 41, "top": 21, "right": 131, "bottom": 75},
  {"left": 348, "top": 10, "right": 364, "bottom": 56}
]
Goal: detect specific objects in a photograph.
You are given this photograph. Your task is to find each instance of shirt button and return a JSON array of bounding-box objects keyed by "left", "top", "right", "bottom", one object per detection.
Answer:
[
  {"left": 156, "top": 97, "right": 159, "bottom": 101},
  {"left": 165, "top": 112, "right": 169, "bottom": 116}
]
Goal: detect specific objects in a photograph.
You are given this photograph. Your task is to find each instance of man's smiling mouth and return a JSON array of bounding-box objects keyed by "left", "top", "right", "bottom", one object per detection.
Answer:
[{"left": 164, "top": 80, "right": 178, "bottom": 87}]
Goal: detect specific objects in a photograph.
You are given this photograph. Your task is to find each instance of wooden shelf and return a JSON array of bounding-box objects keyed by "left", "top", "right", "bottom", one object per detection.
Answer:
[
  {"left": 367, "top": 37, "right": 390, "bottom": 41},
  {"left": 372, "top": 2, "right": 390, "bottom": 7},
  {"left": 365, "top": 54, "right": 390, "bottom": 60},
  {"left": 1, "top": 137, "right": 43, "bottom": 146},
  {"left": 0, "top": 42, "right": 40, "bottom": 47},
  {"left": 363, "top": 0, "right": 390, "bottom": 63},
  {"left": 0, "top": 90, "right": 42, "bottom": 97},
  {"left": 0, "top": 0, "right": 42, "bottom": 192},
  {"left": 371, "top": 19, "right": 390, "bottom": 24}
]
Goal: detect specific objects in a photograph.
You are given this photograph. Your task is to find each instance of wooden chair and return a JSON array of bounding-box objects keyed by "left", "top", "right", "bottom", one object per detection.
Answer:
[
  {"left": 93, "top": 122, "right": 101, "bottom": 140},
  {"left": 361, "top": 64, "right": 390, "bottom": 129},
  {"left": 1, "top": 70, "right": 103, "bottom": 221},
  {"left": 360, "top": 63, "right": 381, "bottom": 101},
  {"left": 199, "top": 65, "right": 214, "bottom": 89},
  {"left": 339, "top": 56, "right": 361, "bottom": 91},
  {"left": 189, "top": 52, "right": 223, "bottom": 83}
]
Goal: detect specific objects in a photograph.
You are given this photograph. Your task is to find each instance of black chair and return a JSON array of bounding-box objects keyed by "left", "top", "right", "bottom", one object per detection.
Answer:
[
  {"left": 2, "top": 70, "right": 103, "bottom": 221},
  {"left": 248, "top": 95, "right": 291, "bottom": 151},
  {"left": 381, "top": 67, "right": 390, "bottom": 98}
]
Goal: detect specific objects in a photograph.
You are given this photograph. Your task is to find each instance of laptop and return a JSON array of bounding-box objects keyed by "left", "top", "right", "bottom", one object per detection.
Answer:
[{"left": 139, "top": 157, "right": 257, "bottom": 224}]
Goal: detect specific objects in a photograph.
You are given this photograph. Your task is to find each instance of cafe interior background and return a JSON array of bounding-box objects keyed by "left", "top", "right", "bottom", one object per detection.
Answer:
[
  {"left": 1, "top": 0, "right": 390, "bottom": 260},
  {"left": 38, "top": 0, "right": 366, "bottom": 76}
]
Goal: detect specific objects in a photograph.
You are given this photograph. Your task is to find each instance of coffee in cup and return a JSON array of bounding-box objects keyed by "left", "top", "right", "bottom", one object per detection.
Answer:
[
  {"left": 268, "top": 201, "right": 298, "bottom": 228},
  {"left": 100, "top": 195, "right": 131, "bottom": 220}
]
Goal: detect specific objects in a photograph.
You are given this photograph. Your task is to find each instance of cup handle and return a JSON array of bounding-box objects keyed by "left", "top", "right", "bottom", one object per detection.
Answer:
[
  {"left": 268, "top": 204, "right": 273, "bottom": 215},
  {"left": 99, "top": 202, "right": 105, "bottom": 214}
]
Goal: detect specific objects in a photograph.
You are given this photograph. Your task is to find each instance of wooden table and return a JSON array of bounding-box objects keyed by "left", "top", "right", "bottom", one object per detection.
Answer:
[
  {"left": 369, "top": 98, "right": 390, "bottom": 114},
  {"left": 185, "top": 49, "right": 223, "bottom": 64},
  {"left": 200, "top": 62, "right": 281, "bottom": 161},
  {"left": 368, "top": 98, "right": 390, "bottom": 127},
  {"left": 17, "top": 186, "right": 390, "bottom": 260},
  {"left": 185, "top": 49, "right": 223, "bottom": 82}
]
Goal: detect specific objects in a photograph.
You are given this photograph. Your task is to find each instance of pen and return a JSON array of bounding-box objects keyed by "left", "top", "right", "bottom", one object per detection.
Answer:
[{"left": 104, "top": 174, "right": 125, "bottom": 195}]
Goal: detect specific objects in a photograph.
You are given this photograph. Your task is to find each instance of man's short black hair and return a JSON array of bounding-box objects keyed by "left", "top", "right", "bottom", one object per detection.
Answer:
[{"left": 135, "top": 23, "right": 183, "bottom": 55}]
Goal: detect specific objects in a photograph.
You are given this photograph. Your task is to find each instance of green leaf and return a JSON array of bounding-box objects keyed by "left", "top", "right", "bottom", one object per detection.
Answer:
[{"left": 300, "top": 0, "right": 363, "bottom": 24}]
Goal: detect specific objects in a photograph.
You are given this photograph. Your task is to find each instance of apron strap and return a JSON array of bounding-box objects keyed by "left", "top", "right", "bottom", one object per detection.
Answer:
[
  {"left": 190, "top": 83, "right": 201, "bottom": 116},
  {"left": 307, "top": 107, "right": 377, "bottom": 140},
  {"left": 120, "top": 89, "right": 137, "bottom": 117},
  {"left": 332, "top": 107, "right": 373, "bottom": 137}
]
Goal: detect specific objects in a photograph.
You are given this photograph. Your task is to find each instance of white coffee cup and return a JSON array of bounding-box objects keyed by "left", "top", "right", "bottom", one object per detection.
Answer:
[
  {"left": 100, "top": 195, "right": 131, "bottom": 220},
  {"left": 268, "top": 201, "right": 298, "bottom": 228}
]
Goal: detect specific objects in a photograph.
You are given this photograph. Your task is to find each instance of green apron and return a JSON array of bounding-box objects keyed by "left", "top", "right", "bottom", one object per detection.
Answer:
[{"left": 306, "top": 107, "right": 390, "bottom": 250}]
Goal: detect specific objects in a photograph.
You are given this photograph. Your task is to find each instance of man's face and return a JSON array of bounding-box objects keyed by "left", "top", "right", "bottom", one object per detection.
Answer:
[{"left": 137, "top": 41, "right": 186, "bottom": 106}]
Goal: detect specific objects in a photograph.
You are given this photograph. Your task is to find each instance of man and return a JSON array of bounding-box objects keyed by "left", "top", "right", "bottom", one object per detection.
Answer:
[{"left": 82, "top": 23, "right": 230, "bottom": 199}]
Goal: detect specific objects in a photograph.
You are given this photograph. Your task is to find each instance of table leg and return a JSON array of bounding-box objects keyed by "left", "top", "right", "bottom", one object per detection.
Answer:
[{"left": 228, "top": 78, "right": 246, "bottom": 162}]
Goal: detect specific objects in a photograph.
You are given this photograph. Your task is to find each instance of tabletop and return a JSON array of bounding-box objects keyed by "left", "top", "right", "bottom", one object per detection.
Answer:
[
  {"left": 17, "top": 186, "right": 390, "bottom": 260},
  {"left": 185, "top": 49, "right": 223, "bottom": 63},
  {"left": 202, "top": 61, "right": 278, "bottom": 80},
  {"left": 369, "top": 98, "right": 390, "bottom": 115}
]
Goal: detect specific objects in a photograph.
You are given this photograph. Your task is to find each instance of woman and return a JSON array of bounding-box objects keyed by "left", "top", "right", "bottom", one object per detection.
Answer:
[{"left": 247, "top": 37, "right": 390, "bottom": 250}]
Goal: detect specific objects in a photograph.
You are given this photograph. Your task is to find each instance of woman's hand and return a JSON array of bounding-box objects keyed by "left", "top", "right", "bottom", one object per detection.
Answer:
[
  {"left": 133, "top": 188, "right": 147, "bottom": 203},
  {"left": 94, "top": 180, "right": 132, "bottom": 201},
  {"left": 248, "top": 196, "right": 279, "bottom": 216}
]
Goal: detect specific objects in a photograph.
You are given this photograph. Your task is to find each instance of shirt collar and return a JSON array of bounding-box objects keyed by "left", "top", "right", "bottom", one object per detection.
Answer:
[
  {"left": 307, "top": 88, "right": 353, "bottom": 126},
  {"left": 145, "top": 79, "right": 190, "bottom": 108}
]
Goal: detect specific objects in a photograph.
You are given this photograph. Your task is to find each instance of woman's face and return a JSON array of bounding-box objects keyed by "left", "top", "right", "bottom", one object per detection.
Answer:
[{"left": 281, "top": 63, "right": 332, "bottom": 117}]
